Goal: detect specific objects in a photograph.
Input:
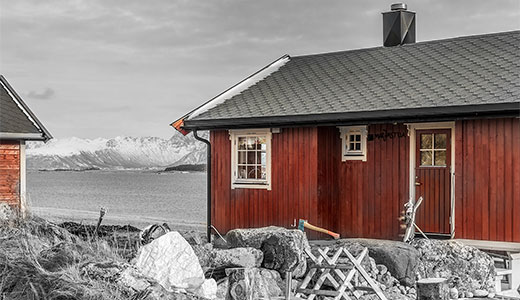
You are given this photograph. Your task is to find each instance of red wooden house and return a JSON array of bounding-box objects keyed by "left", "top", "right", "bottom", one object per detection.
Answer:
[
  {"left": 172, "top": 6, "right": 520, "bottom": 243},
  {"left": 0, "top": 75, "right": 52, "bottom": 214}
]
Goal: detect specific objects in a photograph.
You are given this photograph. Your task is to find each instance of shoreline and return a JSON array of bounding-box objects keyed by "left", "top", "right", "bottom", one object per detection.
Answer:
[{"left": 31, "top": 206, "right": 206, "bottom": 232}]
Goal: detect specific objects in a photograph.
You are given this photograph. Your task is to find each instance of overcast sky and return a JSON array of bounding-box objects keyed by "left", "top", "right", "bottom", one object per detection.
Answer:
[{"left": 1, "top": 0, "right": 519, "bottom": 139}]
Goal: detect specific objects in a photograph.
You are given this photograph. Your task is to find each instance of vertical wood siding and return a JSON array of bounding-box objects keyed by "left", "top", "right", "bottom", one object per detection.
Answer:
[
  {"left": 455, "top": 118, "right": 520, "bottom": 242},
  {"left": 318, "top": 124, "right": 409, "bottom": 240},
  {"left": 0, "top": 140, "right": 20, "bottom": 207},
  {"left": 210, "top": 118, "right": 519, "bottom": 242},
  {"left": 210, "top": 128, "right": 321, "bottom": 239}
]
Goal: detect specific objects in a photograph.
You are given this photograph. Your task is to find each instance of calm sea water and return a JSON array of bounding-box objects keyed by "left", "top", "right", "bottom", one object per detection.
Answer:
[{"left": 26, "top": 170, "right": 207, "bottom": 231}]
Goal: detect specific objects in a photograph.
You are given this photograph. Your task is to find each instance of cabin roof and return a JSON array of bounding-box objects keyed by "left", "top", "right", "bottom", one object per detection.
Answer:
[
  {"left": 0, "top": 75, "right": 52, "bottom": 141},
  {"left": 175, "top": 30, "right": 520, "bottom": 132}
]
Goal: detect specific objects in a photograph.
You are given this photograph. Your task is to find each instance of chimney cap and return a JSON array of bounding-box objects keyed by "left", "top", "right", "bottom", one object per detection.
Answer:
[{"left": 390, "top": 3, "right": 407, "bottom": 11}]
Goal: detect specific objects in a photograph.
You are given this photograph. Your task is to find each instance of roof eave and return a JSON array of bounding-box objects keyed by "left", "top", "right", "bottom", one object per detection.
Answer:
[
  {"left": 0, "top": 132, "right": 48, "bottom": 141},
  {"left": 182, "top": 102, "right": 520, "bottom": 131}
]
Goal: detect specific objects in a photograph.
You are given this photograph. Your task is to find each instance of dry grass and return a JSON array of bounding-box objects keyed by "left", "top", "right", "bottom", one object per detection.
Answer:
[{"left": 0, "top": 216, "right": 138, "bottom": 300}]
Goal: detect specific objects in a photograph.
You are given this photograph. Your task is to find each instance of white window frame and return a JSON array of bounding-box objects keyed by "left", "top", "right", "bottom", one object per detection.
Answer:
[
  {"left": 229, "top": 129, "right": 272, "bottom": 190},
  {"left": 339, "top": 125, "right": 368, "bottom": 162}
]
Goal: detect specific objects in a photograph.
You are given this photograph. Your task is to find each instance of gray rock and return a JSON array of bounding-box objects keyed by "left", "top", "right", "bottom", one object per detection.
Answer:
[
  {"left": 334, "top": 238, "right": 419, "bottom": 286},
  {"left": 224, "top": 226, "right": 288, "bottom": 249},
  {"left": 473, "top": 289, "right": 488, "bottom": 297},
  {"left": 261, "top": 231, "right": 309, "bottom": 278},
  {"left": 225, "top": 267, "right": 284, "bottom": 300},
  {"left": 466, "top": 291, "right": 474, "bottom": 298},
  {"left": 377, "top": 264, "right": 388, "bottom": 275},
  {"left": 215, "top": 277, "right": 228, "bottom": 300},
  {"left": 411, "top": 239, "right": 495, "bottom": 294},
  {"left": 211, "top": 247, "right": 263, "bottom": 269},
  {"left": 449, "top": 287, "right": 458, "bottom": 299},
  {"left": 223, "top": 226, "right": 310, "bottom": 278}
]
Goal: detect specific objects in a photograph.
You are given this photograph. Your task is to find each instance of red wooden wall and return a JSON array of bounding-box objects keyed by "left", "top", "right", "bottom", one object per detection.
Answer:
[
  {"left": 455, "top": 118, "right": 520, "bottom": 242},
  {"left": 210, "top": 124, "right": 409, "bottom": 240},
  {"left": 210, "top": 128, "right": 322, "bottom": 239},
  {"left": 316, "top": 124, "right": 410, "bottom": 240},
  {"left": 211, "top": 118, "right": 519, "bottom": 242},
  {"left": 0, "top": 140, "right": 20, "bottom": 207}
]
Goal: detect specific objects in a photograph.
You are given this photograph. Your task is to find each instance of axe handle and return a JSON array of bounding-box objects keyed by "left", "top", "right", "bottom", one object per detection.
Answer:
[{"left": 303, "top": 222, "right": 340, "bottom": 239}]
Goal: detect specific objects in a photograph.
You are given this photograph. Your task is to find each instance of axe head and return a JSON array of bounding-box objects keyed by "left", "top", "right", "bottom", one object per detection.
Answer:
[{"left": 298, "top": 219, "right": 306, "bottom": 231}]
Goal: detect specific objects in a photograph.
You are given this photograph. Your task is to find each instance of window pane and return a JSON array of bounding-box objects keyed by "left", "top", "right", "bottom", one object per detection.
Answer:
[
  {"left": 420, "top": 151, "right": 433, "bottom": 166},
  {"left": 434, "top": 134, "right": 447, "bottom": 149},
  {"left": 246, "top": 137, "right": 256, "bottom": 150},
  {"left": 256, "top": 137, "right": 266, "bottom": 150},
  {"left": 258, "top": 152, "right": 267, "bottom": 165},
  {"left": 238, "top": 151, "right": 247, "bottom": 164},
  {"left": 247, "top": 151, "right": 256, "bottom": 164},
  {"left": 254, "top": 167, "right": 262, "bottom": 179},
  {"left": 261, "top": 167, "right": 267, "bottom": 179},
  {"left": 349, "top": 142, "right": 355, "bottom": 151},
  {"left": 247, "top": 166, "right": 256, "bottom": 179},
  {"left": 421, "top": 134, "right": 432, "bottom": 149},
  {"left": 238, "top": 137, "right": 247, "bottom": 150},
  {"left": 434, "top": 150, "right": 447, "bottom": 166},
  {"left": 354, "top": 143, "right": 361, "bottom": 151},
  {"left": 349, "top": 135, "right": 355, "bottom": 142},
  {"left": 355, "top": 134, "right": 361, "bottom": 142},
  {"left": 238, "top": 166, "right": 247, "bottom": 179}
]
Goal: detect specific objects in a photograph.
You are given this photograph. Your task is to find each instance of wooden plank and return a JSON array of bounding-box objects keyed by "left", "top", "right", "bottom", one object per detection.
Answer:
[
  {"left": 496, "top": 119, "right": 505, "bottom": 241},
  {"left": 465, "top": 121, "right": 475, "bottom": 239},
  {"left": 503, "top": 118, "right": 513, "bottom": 242},
  {"left": 455, "top": 239, "right": 520, "bottom": 252},
  {"left": 488, "top": 119, "right": 497, "bottom": 241},
  {"left": 513, "top": 118, "right": 520, "bottom": 243}
]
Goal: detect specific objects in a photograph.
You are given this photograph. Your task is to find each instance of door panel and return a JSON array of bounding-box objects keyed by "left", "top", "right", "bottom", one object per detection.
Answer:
[{"left": 415, "top": 129, "right": 451, "bottom": 234}]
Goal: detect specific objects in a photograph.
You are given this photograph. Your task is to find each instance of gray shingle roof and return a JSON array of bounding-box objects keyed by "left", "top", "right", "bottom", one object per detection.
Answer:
[
  {"left": 0, "top": 76, "right": 51, "bottom": 140},
  {"left": 187, "top": 31, "right": 520, "bottom": 125}
]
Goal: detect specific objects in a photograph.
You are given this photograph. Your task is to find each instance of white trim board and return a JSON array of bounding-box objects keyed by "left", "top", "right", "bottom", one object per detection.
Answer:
[{"left": 407, "top": 121, "right": 456, "bottom": 238}]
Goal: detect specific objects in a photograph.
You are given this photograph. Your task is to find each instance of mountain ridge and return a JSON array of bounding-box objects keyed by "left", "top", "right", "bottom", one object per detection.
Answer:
[{"left": 26, "top": 133, "right": 207, "bottom": 170}]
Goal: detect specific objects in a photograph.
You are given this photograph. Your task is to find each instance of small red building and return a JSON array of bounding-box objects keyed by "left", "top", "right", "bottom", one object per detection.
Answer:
[
  {"left": 0, "top": 75, "right": 52, "bottom": 213},
  {"left": 173, "top": 7, "right": 519, "bottom": 243}
]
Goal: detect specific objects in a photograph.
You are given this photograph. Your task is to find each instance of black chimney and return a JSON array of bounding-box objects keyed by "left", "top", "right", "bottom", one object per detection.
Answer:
[{"left": 382, "top": 3, "right": 416, "bottom": 47}]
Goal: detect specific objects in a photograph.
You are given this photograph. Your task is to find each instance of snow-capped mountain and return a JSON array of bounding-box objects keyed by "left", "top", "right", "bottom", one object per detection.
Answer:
[{"left": 26, "top": 133, "right": 207, "bottom": 170}]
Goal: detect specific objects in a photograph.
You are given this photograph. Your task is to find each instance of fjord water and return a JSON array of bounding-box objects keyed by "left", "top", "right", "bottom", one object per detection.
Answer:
[{"left": 27, "top": 170, "right": 206, "bottom": 231}]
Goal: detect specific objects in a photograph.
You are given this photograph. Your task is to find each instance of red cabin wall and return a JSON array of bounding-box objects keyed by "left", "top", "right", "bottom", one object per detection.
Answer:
[
  {"left": 455, "top": 118, "right": 520, "bottom": 242},
  {"left": 210, "top": 118, "right": 519, "bottom": 242},
  {"left": 210, "top": 128, "right": 321, "bottom": 239},
  {"left": 316, "top": 124, "right": 410, "bottom": 240},
  {"left": 0, "top": 140, "right": 21, "bottom": 208}
]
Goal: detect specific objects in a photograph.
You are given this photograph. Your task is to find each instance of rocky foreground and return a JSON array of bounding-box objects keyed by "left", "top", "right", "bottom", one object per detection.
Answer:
[{"left": 0, "top": 214, "right": 499, "bottom": 299}]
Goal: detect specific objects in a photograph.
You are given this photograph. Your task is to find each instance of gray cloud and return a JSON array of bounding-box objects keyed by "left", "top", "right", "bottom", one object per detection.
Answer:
[
  {"left": 27, "top": 88, "right": 55, "bottom": 100},
  {"left": 1, "top": 0, "right": 518, "bottom": 138}
]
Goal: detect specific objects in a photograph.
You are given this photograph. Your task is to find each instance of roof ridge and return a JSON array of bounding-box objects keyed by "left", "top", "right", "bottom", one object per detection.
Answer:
[{"left": 292, "top": 30, "right": 520, "bottom": 59}]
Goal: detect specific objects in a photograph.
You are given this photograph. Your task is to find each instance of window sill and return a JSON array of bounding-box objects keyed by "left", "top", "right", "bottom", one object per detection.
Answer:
[
  {"left": 342, "top": 155, "right": 367, "bottom": 162},
  {"left": 232, "top": 182, "right": 271, "bottom": 190}
]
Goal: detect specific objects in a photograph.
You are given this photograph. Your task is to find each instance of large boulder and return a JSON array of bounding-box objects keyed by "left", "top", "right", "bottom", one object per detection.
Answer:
[
  {"left": 222, "top": 227, "right": 310, "bottom": 278},
  {"left": 411, "top": 239, "right": 495, "bottom": 295},
  {"left": 225, "top": 267, "right": 284, "bottom": 300},
  {"left": 211, "top": 247, "right": 263, "bottom": 269},
  {"left": 261, "top": 232, "right": 308, "bottom": 278},
  {"left": 334, "top": 238, "right": 419, "bottom": 287},
  {"left": 135, "top": 231, "right": 217, "bottom": 299},
  {"left": 223, "top": 226, "right": 288, "bottom": 249}
]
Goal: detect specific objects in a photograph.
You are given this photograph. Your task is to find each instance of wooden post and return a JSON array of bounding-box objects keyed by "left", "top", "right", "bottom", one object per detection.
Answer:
[
  {"left": 416, "top": 278, "right": 448, "bottom": 300},
  {"left": 285, "top": 271, "right": 292, "bottom": 300}
]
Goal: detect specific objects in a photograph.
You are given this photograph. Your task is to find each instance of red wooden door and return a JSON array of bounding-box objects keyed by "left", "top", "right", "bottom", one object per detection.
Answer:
[{"left": 415, "top": 129, "right": 451, "bottom": 234}]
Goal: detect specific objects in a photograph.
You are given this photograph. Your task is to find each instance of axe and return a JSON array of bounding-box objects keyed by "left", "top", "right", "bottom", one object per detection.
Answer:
[{"left": 298, "top": 219, "right": 340, "bottom": 239}]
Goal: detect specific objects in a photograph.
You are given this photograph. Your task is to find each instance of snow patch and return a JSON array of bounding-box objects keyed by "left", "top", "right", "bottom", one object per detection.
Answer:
[{"left": 188, "top": 55, "right": 290, "bottom": 120}]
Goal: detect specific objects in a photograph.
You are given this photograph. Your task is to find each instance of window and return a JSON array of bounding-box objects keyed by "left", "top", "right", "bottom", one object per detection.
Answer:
[
  {"left": 230, "top": 129, "right": 272, "bottom": 189},
  {"left": 419, "top": 133, "right": 447, "bottom": 167},
  {"left": 339, "top": 126, "right": 368, "bottom": 161}
]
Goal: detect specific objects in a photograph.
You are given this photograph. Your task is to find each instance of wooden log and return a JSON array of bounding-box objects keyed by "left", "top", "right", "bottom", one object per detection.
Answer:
[{"left": 416, "top": 278, "right": 448, "bottom": 300}]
